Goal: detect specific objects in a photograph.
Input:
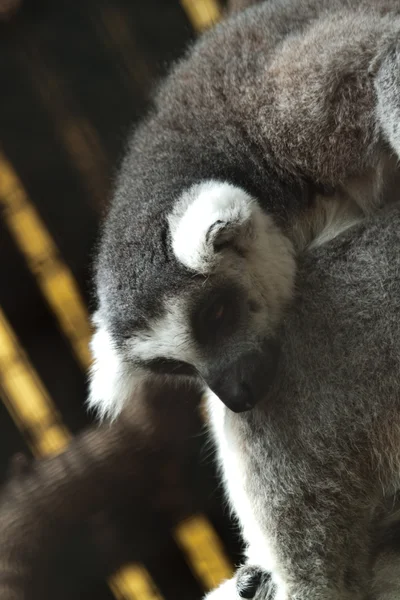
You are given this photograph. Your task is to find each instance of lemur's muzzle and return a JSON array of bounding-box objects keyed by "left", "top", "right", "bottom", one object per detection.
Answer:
[{"left": 206, "top": 340, "right": 280, "bottom": 413}]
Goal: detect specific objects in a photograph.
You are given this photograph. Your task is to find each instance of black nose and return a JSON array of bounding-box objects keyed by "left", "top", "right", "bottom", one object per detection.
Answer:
[
  {"left": 207, "top": 340, "right": 280, "bottom": 413},
  {"left": 210, "top": 380, "right": 257, "bottom": 413}
]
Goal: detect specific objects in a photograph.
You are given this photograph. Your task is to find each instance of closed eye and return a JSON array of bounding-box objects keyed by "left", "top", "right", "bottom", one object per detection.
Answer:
[
  {"left": 146, "top": 358, "right": 197, "bottom": 377},
  {"left": 192, "top": 285, "right": 241, "bottom": 345}
]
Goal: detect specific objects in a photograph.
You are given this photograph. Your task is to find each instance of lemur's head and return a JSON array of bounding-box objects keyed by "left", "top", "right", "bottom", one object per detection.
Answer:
[{"left": 89, "top": 180, "right": 295, "bottom": 419}]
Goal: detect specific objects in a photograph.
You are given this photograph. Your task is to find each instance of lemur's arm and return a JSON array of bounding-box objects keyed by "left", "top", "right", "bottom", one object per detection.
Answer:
[
  {"left": 222, "top": 2, "right": 400, "bottom": 234},
  {"left": 260, "top": 11, "right": 400, "bottom": 200}
]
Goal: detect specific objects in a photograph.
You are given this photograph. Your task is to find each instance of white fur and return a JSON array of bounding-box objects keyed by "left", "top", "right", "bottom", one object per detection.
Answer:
[
  {"left": 205, "top": 392, "right": 291, "bottom": 600},
  {"left": 88, "top": 302, "right": 201, "bottom": 420},
  {"left": 87, "top": 313, "right": 147, "bottom": 420},
  {"left": 310, "top": 195, "right": 363, "bottom": 249},
  {"left": 127, "top": 298, "right": 200, "bottom": 366},
  {"left": 168, "top": 180, "right": 255, "bottom": 273},
  {"left": 203, "top": 576, "right": 240, "bottom": 600},
  {"left": 206, "top": 392, "right": 279, "bottom": 573}
]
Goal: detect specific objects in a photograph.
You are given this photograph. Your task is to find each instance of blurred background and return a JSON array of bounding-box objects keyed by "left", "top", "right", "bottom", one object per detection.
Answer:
[{"left": 0, "top": 0, "right": 245, "bottom": 598}]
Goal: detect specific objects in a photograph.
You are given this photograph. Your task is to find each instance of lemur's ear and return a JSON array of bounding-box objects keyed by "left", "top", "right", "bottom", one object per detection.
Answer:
[
  {"left": 168, "top": 180, "right": 256, "bottom": 273},
  {"left": 205, "top": 211, "right": 249, "bottom": 251}
]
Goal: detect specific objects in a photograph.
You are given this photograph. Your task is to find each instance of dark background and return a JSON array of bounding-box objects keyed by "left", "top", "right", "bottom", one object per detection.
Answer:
[{"left": 0, "top": 1, "right": 244, "bottom": 598}]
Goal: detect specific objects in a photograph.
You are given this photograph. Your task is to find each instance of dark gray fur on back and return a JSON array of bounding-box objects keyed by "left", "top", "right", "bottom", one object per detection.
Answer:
[{"left": 95, "top": 0, "right": 400, "bottom": 336}]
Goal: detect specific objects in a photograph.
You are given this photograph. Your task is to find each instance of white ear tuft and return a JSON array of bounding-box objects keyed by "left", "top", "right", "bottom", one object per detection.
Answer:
[
  {"left": 87, "top": 313, "right": 144, "bottom": 421},
  {"left": 168, "top": 180, "right": 256, "bottom": 273}
]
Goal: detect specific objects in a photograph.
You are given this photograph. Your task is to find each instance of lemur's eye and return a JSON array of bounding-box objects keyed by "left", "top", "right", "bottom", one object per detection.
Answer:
[
  {"left": 200, "top": 296, "right": 228, "bottom": 332},
  {"left": 193, "top": 286, "right": 241, "bottom": 345},
  {"left": 209, "top": 301, "right": 225, "bottom": 324}
]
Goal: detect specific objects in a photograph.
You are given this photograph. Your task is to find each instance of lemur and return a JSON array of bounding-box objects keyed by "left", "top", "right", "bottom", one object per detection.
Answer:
[
  {"left": 90, "top": 0, "right": 400, "bottom": 418},
  {"left": 88, "top": 0, "right": 400, "bottom": 598}
]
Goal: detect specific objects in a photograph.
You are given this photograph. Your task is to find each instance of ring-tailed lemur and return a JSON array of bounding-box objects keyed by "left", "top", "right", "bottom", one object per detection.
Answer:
[
  {"left": 90, "top": 0, "right": 400, "bottom": 419},
  {"left": 88, "top": 1, "right": 400, "bottom": 598}
]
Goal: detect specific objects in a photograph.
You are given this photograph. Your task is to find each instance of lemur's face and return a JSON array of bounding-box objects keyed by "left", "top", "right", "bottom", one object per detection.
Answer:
[{"left": 89, "top": 181, "right": 295, "bottom": 419}]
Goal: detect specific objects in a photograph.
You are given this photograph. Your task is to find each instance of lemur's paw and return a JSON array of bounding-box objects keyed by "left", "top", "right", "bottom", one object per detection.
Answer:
[{"left": 236, "top": 565, "right": 275, "bottom": 599}]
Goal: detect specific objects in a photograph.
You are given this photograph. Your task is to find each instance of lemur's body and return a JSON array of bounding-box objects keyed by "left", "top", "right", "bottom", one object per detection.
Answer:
[
  {"left": 207, "top": 205, "right": 400, "bottom": 600},
  {"left": 89, "top": 0, "right": 400, "bottom": 598}
]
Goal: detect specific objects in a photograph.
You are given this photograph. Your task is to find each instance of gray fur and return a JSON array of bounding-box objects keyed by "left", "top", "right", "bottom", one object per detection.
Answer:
[
  {"left": 94, "top": 0, "right": 400, "bottom": 340},
  {"left": 206, "top": 205, "right": 400, "bottom": 599}
]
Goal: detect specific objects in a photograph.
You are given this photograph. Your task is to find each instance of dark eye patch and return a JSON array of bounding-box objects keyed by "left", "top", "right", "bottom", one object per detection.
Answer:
[
  {"left": 145, "top": 358, "right": 197, "bottom": 377},
  {"left": 192, "top": 283, "right": 243, "bottom": 346}
]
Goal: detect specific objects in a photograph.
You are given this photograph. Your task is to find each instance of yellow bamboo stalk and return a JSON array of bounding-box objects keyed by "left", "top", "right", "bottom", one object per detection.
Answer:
[
  {"left": 109, "top": 564, "right": 163, "bottom": 600},
  {"left": 0, "top": 152, "right": 93, "bottom": 369},
  {"left": 0, "top": 309, "right": 71, "bottom": 456},
  {"left": 180, "top": 0, "right": 221, "bottom": 31},
  {"left": 174, "top": 514, "right": 233, "bottom": 590}
]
